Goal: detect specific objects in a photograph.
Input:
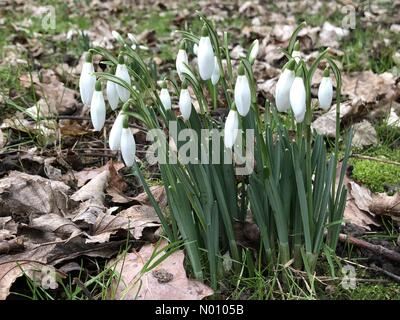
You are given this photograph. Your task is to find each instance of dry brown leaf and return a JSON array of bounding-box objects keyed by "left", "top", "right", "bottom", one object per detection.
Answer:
[
  {"left": 133, "top": 185, "right": 167, "bottom": 209},
  {"left": 0, "top": 243, "right": 57, "bottom": 300},
  {"left": 118, "top": 205, "right": 161, "bottom": 239},
  {"left": 342, "top": 71, "right": 399, "bottom": 106},
  {"left": 19, "top": 69, "right": 79, "bottom": 116},
  {"left": 369, "top": 193, "right": 400, "bottom": 218},
  {"left": 319, "top": 22, "right": 349, "bottom": 48},
  {"left": 351, "top": 120, "right": 378, "bottom": 148},
  {"left": 71, "top": 170, "right": 109, "bottom": 204},
  {"left": 337, "top": 163, "right": 379, "bottom": 230},
  {"left": 0, "top": 171, "right": 71, "bottom": 218},
  {"left": 109, "top": 241, "right": 213, "bottom": 300},
  {"left": 30, "top": 214, "right": 82, "bottom": 239}
]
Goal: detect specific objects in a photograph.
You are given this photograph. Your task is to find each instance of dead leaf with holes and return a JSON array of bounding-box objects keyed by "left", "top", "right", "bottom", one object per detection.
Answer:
[{"left": 109, "top": 241, "right": 213, "bottom": 300}]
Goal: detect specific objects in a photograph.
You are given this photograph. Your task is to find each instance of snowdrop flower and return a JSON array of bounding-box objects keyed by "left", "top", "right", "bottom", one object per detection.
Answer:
[
  {"left": 234, "top": 64, "right": 251, "bottom": 117},
  {"left": 275, "top": 59, "right": 296, "bottom": 112},
  {"left": 318, "top": 67, "right": 333, "bottom": 111},
  {"left": 79, "top": 52, "right": 96, "bottom": 105},
  {"left": 159, "top": 81, "right": 171, "bottom": 110},
  {"left": 179, "top": 81, "right": 192, "bottom": 121},
  {"left": 224, "top": 109, "right": 239, "bottom": 149},
  {"left": 292, "top": 41, "right": 301, "bottom": 63},
  {"left": 120, "top": 116, "right": 136, "bottom": 167},
  {"left": 176, "top": 41, "right": 189, "bottom": 81},
  {"left": 109, "top": 111, "right": 124, "bottom": 150},
  {"left": 90, "top": 81, "right": 106, "bottom": 131},
  {"left": 197, "top": 26, "right": 215, "bottom": 80},
  {"left": 211, "top": 57, "right": 220, "bottom": 85},
  {"left": 115, "top": 55, "right": 131, "bottom": 102},
  {"left": 193, "top": 43, "right": 198, "bottom": 56},
  {"left": 249, "top": 39, "right": 259, "bottom": 64},
  {"left": 112, "top": 30, "right": 124, "bottom": 44},
  {"left": 289, "top": 68, "right": 306, "bottom": 123},
  {"left": 106, "top": 78, "right": 119, "bottom": 110},
  {"left": 127, "top": 33, "right": 137, "bottom": 45}
]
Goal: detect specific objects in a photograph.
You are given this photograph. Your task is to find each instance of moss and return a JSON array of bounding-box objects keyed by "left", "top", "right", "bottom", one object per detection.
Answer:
[
  {"left": 351, "top": 159, "right": 400, "bottom": 193},
  {"left": 332, "top": 282, "right": 400, "bottom": 300},
  {"left": 350, "top": 146, "right": 400, "bottom": 193}
]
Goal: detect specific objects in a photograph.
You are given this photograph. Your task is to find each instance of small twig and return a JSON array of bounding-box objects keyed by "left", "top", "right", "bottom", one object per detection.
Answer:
[
  {"left": 351, "top": 154, "right": 400, "bottom": 166},
  {"left": 339, "top": 233, "right": 400, "bottom": 263},
  {"left": 370, "top": 263, "right": 400, "bottom": 283}
]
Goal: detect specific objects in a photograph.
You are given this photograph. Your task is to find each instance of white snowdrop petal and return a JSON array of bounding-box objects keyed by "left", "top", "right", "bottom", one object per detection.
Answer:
[
  {"left": 289, "top": 77, "right": 306, "bottom": 123},
  {"left": 224, "top": 110, "right": 239, "bottom": 149},
  {"left": 318, "top": 77, "right": 333, "bottom": 111},
  {"left": 106, "top": 81, "right": 119, "bottom": 110},
  {"left": 109, "top": 112, "right": 124, "bottom": 150},
  {"left": 79, "top": 62, "right": 96, "bottom": 105},
  {"left": 179, "top": 89, "right": 192, "bottom": 120},
  {"left": 115, "top": 64, "right": 131, "bottom": 102},
  {"left": 249, "top": 39, "right": 259, "bottom": 62},
  {"left": 198, "top": 36, "right": 215, "bottom": 80},
  {"left": 176, "top": 49, "right": 189, "bottom": 81},
  {"left": 275, "top": 69, "right": 295, "bottom": 112},
  {"left": 292, "top": 50, "right": 301, "bottom": 63},
  {"left": 121, "top": 127, "right": 136, "bottom": 167},
  {"left": 90, "top": 91, "right": 106, "bottom": 131},
  {"left": 160, "top": 88, "right": 171, "bottom": 110},
  {"left": 234, "top": 75, "right": 251, "bottom": 117},
  {"left": 211, "top": 57, "right": 220, "bottom": 85}
]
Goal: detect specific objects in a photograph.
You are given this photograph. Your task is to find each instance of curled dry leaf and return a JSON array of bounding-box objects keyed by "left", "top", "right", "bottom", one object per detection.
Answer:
[{"left": 109, "top": 241, "right": 213, "bottom": 300}]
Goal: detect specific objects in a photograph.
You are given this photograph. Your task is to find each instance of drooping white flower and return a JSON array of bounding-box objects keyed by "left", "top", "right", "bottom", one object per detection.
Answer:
[
  {"left": 106, "top": 80, "right": 119, "bottom": 110},
  {"left": 90, "top": 81, "right": 106, "bottom": 131},
  {"left": 159, "top": 82, "right": 171, "bottom": 110},
  {"left": 318, "top": 68, "right": 333, "bottom": 111},
  {"left": 176, "top": 42, "right": 189, "bottom": 81},
  {"left": 79, "top": 52, "right": 96, "bottom": 105},
  {"left": 109, "top": 111, "right": 124, "bottom": 150},
  {"left": 120, "top": 117, "right": 136, "bottom": 167},
  {"left": 211, "top": 57, "right": 220, "bottom": 85},
  {"left": 197, "top": 26, "right": 215, "bottom": 80},
  {"left": 115, "top": 56, "right": 131, "bottom": 102},
  {"left": 224, "top": 109, "right": 239, "bottom": 149},
  {"left": 112, "top": 30, "right": 124, "bottom": 44},
  {"left": 249, "top": 39, "right": 259, "bottom": 64},
  {"left": 234, "top": 64, "right": 251, "bottom": 117},
  {"left": 193, "top": 43, "right": 198, "bottom": 56},
  {"left": 275, "top": 59, "right": 296, "bottom": 112},
  {"left": 289, "top": 71, "right": 306, "bottom": 123},
  {"left": 179, "top": 82, "right": 192, "bottom": 121},
  {"left": 292, "top": 40, "right": 301, "bottom": 63}
]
